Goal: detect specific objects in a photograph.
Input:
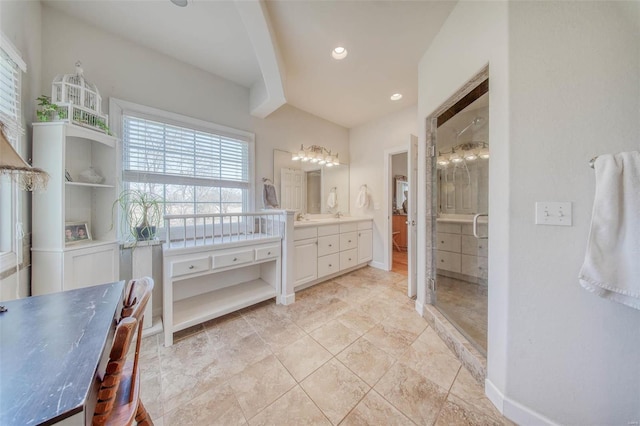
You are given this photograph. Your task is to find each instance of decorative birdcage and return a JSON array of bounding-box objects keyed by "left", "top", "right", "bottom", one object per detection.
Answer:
[{"left": 51, "top": 61, "right": 109, "bottom": 133}]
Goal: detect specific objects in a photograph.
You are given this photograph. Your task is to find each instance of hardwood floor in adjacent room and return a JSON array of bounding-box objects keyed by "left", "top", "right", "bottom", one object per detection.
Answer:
[{"left": 391, "top": 248, "right": 408, "bottom": 276}]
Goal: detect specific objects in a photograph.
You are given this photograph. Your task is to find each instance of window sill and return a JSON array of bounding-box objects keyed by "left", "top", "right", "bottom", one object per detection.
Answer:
[{"left": 0, "top": 252, "right": 17, "bottom": 276}]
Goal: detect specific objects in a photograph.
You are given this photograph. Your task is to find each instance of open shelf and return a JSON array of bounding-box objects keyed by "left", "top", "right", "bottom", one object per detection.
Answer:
[
  {"left": 173, "top": 278, "right": 276, "bottom": 331},
  {"left": 63, "top": 239, "right": 119, "bottom": 252}
]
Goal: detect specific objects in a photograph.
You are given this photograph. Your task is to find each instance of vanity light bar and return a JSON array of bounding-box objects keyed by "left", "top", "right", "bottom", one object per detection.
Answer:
[{"left": 291, "top": 144, "right": 340, "bottom": 167}]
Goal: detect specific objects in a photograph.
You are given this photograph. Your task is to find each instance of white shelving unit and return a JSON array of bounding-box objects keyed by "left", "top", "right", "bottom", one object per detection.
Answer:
[
  {"left": 31, "top": 122, "right": 120, "bottom": 295},
  {"left": 163, "top": 239, "right": 281, "bottom": 346}
]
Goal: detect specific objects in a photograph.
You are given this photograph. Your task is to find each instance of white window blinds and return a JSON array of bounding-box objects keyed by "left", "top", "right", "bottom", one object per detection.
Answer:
[
  {"left": 0, "top": 39, "right": 25, "bottom": 144},
  {"left": 123, "top": 115, "right": 250, "bottom": 189}
]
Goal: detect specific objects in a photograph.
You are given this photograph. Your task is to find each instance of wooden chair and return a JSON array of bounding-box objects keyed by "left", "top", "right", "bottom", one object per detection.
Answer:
[
  {"left": 93, "top": 277, "right": 154, "bottom": 426},
  {"left": 392, "top": 231, "right": 402, "bottom": 251}
]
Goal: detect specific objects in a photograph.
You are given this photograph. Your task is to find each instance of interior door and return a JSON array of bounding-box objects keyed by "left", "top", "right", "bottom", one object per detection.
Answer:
[
  {"left": 408, "top": 134, "right": 418, "bottom": 298},
  {"left": 280, "top": 168, "right": 305, "bottom": 211}
]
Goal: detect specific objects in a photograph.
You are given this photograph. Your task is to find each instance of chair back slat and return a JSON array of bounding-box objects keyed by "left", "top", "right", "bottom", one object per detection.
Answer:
[
  {"left": 93, "top": 317, "right": 137, "bottom": 424},
  {"left": 92, "top": 277, "right": 155, "bottom": 425}
]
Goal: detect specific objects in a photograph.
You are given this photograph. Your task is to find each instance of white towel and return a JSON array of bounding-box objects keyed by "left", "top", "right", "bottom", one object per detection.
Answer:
[
  {"left": 579, "top": 151, "right": 640, "bottom": 310},
  {"left": 356, "top": 185, "right": 370, "bottom": 209},
  {"left": 327, "top": 188, "right": 337, "bottom": 209},
  {"left": 263, "top": 182, "right": 279, "bottom": 209}
]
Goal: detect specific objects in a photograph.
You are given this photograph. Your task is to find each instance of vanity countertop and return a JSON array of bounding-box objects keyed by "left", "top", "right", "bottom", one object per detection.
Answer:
[{"left": 294, "top": 216, "right": 373, "bottom": 228}]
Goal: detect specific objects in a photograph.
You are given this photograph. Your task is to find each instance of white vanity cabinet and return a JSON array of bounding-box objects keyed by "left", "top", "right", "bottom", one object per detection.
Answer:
[
  {"left": 292, "top": 218, "right": 373, "bottom": 291},
  {"left": 436, "top": 220, "right": 487, "bottom": 280}
]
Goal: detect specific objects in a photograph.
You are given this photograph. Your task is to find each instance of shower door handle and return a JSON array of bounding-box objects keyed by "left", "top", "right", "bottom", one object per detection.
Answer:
[{"left": 473, "top": 213, "right": 488, "bottom": 239}]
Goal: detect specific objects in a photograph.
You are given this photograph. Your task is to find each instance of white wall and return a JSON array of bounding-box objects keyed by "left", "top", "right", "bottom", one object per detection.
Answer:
[
  {"left": 419, "top": 1, "right": 640, "bottom": 424},
  {"left": 0, "top": 0, "right": 42, "bottom": 299},
  {"left": 349, "top": 105, "right": 417, "bottom": 268},
  {"left": 40, "top": 5, "right": 348, "bottom": 314},
  {"left": 505, "top": 2, "right": 640, "bottom": 423}
]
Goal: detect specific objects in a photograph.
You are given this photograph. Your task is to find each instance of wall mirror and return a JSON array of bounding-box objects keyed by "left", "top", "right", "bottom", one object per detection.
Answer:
[
  {"left": 435, "top": 88, "right": 489, "bottom": 215},
  {"left": 394, "top": 175, "right": 408, "bottom": 214},
  {"left": 273, "top": 149, "right": 349, "bottom": 214}
]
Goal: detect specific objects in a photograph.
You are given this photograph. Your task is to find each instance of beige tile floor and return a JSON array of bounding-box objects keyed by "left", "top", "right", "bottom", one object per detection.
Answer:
[{"left": 138, "top": 267, "right": 513, "bottom": 425}]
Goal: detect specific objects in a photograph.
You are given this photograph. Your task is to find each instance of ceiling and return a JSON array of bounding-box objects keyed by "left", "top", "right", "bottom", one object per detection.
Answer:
[{"left": 43, "top": 0, "right": 456, "bottom": 129}]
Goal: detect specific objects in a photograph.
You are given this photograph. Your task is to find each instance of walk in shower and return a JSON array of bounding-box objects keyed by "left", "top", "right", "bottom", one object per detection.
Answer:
[{"left": 427, "top": 72, "right": 489, "bottom": 355}]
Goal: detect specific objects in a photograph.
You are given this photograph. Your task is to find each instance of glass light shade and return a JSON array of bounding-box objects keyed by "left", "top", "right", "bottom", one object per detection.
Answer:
[
  {"left": 479, "top": 147, "right": 490, "bottom": 159},
  {"left": 318, "top": 156, "right": 326, "bottom": 165},
  {"left": 292, "top": 152, "right": 300, "bottom": 161},
  {"left": 464, "top": 151, "right": 478, "bottom": 161},
  {"left": 437, "top": 156, "right": 450, "bottom": 166},
  {"left": 300, "top": 155, "right": 310, "bottom": 162},
  {"left": 450, "top": 151, "right": 463, "bottom": 163},
  {"left": 326, "top": 162, "right": 334, "bottom": 167}
]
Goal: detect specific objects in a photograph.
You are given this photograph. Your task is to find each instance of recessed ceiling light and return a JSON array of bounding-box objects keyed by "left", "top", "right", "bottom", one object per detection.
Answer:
[
  {"left": 390, "top": 93, "right": 403, "bottom": 101},
  {"left": 170, "top": 0, "right": 188, "bottom": 7},
  {"left": 332, "top": 47, "right": 348, "bottom": 60}
]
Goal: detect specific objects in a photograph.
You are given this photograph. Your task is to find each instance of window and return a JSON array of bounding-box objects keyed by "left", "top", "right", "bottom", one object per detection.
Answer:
[
  {"left": 112, "top": 99, "right": 255, "bottom": 234},
  {"left": 0, "top": 34, "right": 26, "bottom": 272}
]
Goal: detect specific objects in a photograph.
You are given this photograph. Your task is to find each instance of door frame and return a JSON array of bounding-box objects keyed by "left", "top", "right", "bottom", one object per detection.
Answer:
[{"left": 383, "top": 143, "right": 417, "bottom": 292}]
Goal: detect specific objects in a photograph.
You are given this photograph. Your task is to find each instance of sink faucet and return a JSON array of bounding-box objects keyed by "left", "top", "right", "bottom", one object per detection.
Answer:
[{"left": 334, "top": 211, "right": 343, "bottom": 218}]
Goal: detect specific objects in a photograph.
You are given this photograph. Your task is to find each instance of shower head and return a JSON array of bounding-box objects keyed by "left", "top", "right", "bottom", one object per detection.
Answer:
[{"left": 455, "top": 116, "right": 486, "bottom": 139}]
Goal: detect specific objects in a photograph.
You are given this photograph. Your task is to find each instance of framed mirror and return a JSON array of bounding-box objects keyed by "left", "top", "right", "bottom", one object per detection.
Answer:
[
  {"left": 394, "top": 175, "right": 408, "bottom": 214},
  {"left": 272, "top": 149, "right": 349, "bottom": 214}
]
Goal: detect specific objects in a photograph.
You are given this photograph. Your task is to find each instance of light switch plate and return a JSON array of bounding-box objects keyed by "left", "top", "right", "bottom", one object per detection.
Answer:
[{"left": 535, "top": 202, "right": 572, "bottom": 226}]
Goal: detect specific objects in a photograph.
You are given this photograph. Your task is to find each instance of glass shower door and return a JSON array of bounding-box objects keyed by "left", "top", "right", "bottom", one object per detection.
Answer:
[{"left": 433, "top": 92, "right": 489, "bottom": 355}]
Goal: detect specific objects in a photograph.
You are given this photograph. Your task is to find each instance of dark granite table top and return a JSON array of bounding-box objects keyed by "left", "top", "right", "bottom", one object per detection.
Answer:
[{"left": 0, "top": 281, "right": 124, "bottom": 425}]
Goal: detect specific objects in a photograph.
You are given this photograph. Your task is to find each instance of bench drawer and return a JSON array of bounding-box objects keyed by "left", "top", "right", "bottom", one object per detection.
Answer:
[
  {"left": 212, "top": 250, "right": 254, "bottom": 270},
  {"left": 172, "top": 257, "right": 210, "bottom": 278},
  {"left": 255, "top": 245, "right": 279, "bottom": 261}
]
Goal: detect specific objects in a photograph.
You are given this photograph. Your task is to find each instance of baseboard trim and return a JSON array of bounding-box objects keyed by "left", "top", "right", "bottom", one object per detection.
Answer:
[
  {"left": 369, "top": 260, "right": 385, "bottom": 270},
  {"left": 278, "top": 293, "right": 295, "bottom": 305},
  {"left": 415, "top": 300, "right": 424, "bottom": 316},
  {"left": 485, "top": 379, "right": 559, "bottom": 426}
]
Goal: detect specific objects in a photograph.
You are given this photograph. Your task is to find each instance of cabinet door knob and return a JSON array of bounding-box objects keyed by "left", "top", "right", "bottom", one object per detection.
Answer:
[
  {"left": 233, "top": 257, "right": 238, "bottom": 261},
  {"left": 329, "top": 264, "right": 332, "bottom": 267},
  {"left": 348, "top": 240, "right": 352, "bottom": 243},
  {"left": 440, "top": 259, "right": 444, "bottom": 263},
  {"left": 441, "top": 240, "right": 445, "bottom": 243},
  {"left": 479, "top": 245, "right": 483, "bottom": 249},
  {"left": 329, "top": 244, "right": 332, "bottom": 247},
  {"left": 188, "top": 265, "right": 195, "bottom": 269},
  {"left": 348, "top": 257, "right": 352, "bottom": 261},
  {"left": 267, "top": 251, "right": 271, "bottom": 255}
]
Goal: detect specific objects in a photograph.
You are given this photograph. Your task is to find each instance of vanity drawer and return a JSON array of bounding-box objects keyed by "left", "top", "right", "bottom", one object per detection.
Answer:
[
  {"left": 172, "top": 257, "right": 210, "bottom": 278},
  {"left": 318, "top": 253, "right": 340, "bottom": 278},
  {"left": 339, "top": 223, "right": 358, "bottom": 233},
  {"left": 461, "top": 254, "right": 488, "bottom": 279},
  {"left": 318, "top": 235, "right": 340, "bottom": 256},
  {"left": 437, "top": 223, "right": 462, "bottom": 234},
  {"left": 436, "top": 232, "right": 461, "bottom": 253},
  {"left": 318, "top": 224, "right": 340, "bottom": 236},
  {"left": 212, "top": 250, "right": 254, "bottom": 270},
  {"left": 340, "top": 232, "right": 358, "bottom": 251},
  {"left": 436, "top": 250, "right": 461, "bottom": 273},
  {"left": 340, "top": 248, "right": 358, "bottom": 270},
  {"left": 461, "top": 235, "right": 488, "bottom": 257},
  {"left": 255, "top": 244, "right": 280, "bottom": 261},
  {"left": 294, "top": 227, "right": 317, "bottom": 241}
]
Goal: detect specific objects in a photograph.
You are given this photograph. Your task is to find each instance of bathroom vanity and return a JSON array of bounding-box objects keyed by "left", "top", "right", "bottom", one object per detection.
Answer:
[
  {"left": 290, "top": 216, "right": 373, "bottom": 291},
  {"left": 436, "top": 215, "right": 488, "bottom": 283}
]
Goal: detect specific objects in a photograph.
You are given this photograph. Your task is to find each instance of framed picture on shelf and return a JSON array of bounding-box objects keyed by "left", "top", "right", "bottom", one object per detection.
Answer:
[{"left": 65, "top": 222, "right": 92, "bottom": 245}]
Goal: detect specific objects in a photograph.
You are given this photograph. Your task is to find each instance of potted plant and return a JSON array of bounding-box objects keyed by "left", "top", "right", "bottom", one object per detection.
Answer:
[
  {"left": 36, "top": 95, "right": 59, "bottom": 121},
  {"left": 113, "top": 189, "right": 162, "bottom": 241}
]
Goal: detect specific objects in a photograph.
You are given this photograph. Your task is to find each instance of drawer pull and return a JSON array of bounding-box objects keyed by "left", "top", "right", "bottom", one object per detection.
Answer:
[
  {"left": 329, "top": 264, "right": 332, "bottom": 267},
  {"left": 267, "top": 251, "right": 271, "bottom": 255},
  {"left": 441, "top": 240, "right": 445, "bottom": 243},
  {"left": 188, "top": 265, "right": 195, "bottom": 269},
  {"left": 348, "top": 257, "right": 352, "bottom": 261},
  {"left": 233, "top": 257, "right": 238, "bottom": 261},
  {"left": 329, "top": 244, "right": 332, "bottom": 247},
  {"left": 348, "top": 240, "right": 352, "bottom": 243},
  {"left": 440, "top": 259, "right": 444, "bottom": 263},
  {"left": 479, "top": 245, "right": 483, "bottom": 249}
]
